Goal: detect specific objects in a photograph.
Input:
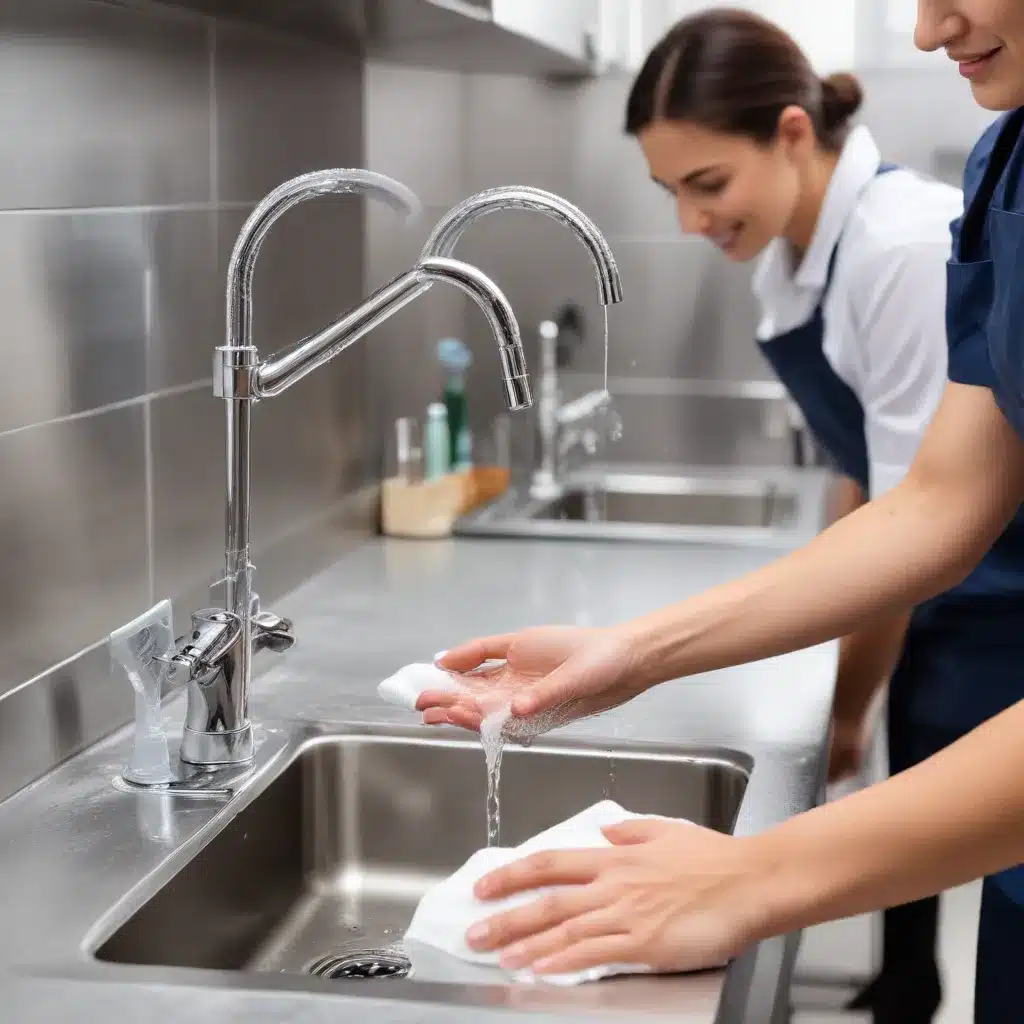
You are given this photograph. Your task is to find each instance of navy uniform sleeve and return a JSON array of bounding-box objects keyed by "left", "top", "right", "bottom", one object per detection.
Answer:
[{"left": 946, "top": 116, "right": 1006, "bottom": 389}]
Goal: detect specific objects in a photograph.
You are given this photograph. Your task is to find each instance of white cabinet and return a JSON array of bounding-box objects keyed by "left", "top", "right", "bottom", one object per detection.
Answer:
[
  {"left": 596, "top": 0, "right": 642, "bottom": 71},
  {"left": 491, "top": 0, "right": 603, "bottom": 64},
  {"left": 855, "top": 0, "right": 945, "bottom": 67},
  {"left": 610, "top": 0, "right": 858, "bottom": 74}
]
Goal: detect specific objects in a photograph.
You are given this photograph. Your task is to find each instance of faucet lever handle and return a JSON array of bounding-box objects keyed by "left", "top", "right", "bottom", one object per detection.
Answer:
[{"left": 252, "top": 610, "right": 295, "bottom": 655}]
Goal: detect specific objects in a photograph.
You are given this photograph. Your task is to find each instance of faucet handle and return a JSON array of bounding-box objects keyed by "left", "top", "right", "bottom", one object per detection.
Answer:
[
  {"left": 252, "top": 610, "right": 295, "bottom": 655},
  {"left": 156, "top": 609, "right": 243, "bottom": 686}
]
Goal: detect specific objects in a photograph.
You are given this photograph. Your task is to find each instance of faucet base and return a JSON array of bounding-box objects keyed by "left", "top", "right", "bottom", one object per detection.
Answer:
[
  {"left": 180, "top": 723, "right": 255, "bottom": 767},
  {"left": 118, "top": 758, "right": 254, "bottom": 797}
]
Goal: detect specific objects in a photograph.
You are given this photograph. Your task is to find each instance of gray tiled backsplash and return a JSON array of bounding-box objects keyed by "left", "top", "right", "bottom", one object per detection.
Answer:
[
  {"left": 0, "top": 0, "right": 212, "bottom": 210},
  {"left": 0, "top": 405, "right": 150, "bottom": 696},
  {"left": 0, "top": 0, "right": 370, "bottom": 801},
  {"left": 214, "top": 19, "right": 363, "bottom": 204}
]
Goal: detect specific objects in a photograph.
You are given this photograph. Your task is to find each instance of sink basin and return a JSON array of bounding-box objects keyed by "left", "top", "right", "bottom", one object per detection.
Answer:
[
  {"left": 455, "top": 466, "right": 804, "bottom": 545},
  {"left": 95, "top": 728, "right": 749, "bottom": 988},
  {"left": 533, "top": 475, "right": 795, "bottom": 529}
]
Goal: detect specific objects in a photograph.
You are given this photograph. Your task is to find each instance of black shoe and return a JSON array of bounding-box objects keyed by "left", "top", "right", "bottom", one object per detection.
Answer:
[
  {"left": 844, "top": 969, "right": 942, "bottom": 1024},
  {"left": 845, "top": 975, "right": 880, "bottom": 1011}
]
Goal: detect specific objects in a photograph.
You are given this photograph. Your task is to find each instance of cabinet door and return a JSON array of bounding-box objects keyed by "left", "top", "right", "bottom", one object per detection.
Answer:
[
  {"left": 597, "top": 0, "right": 641, "bottom": 70},
  {"left": 631, "top": 0, "right": 858, "bottom": 73},
  {"left": 491, "top": 0, "right": 603, "bottom": 63},
  {"left": 856, "top": 0, "right": 945, "bottom": 67}
]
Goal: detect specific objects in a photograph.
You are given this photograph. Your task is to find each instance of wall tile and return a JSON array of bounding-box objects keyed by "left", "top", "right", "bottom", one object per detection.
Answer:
[{"left": 0, "top": 0, "right": 211, "bottom": 209}]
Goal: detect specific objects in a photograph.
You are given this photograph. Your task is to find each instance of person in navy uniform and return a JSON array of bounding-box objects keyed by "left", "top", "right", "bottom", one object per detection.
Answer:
[
  {"left": 626, "top": 19, "right": 966, "bottom": 1019},
  {"left": 418, "top": 3, "right": 1024, "bottom": 1021}
]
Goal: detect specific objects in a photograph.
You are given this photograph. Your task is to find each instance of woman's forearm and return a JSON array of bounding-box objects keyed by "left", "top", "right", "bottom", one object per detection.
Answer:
[
  {"left": 747, "top": 698, "right": 1024, "bottom": 937},
  {"left": 622, "top": 385, "right": 1024, "bottom": 689},
  {"left": 626, "top": 475, "right": 986, "bottom": 686},
  {"left": 832, "top": 611, "right": 910, "bottom": 723}
]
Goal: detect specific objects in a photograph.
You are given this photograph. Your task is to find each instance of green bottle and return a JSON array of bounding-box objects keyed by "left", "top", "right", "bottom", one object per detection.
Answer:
[{"left": 437, "top": 338, "right": 472, "bottom": 470}]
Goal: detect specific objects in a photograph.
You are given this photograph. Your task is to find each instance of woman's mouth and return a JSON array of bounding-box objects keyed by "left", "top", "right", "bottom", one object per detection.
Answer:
[
  {"left": 709, "top": 223, "right": 743, "bottom": 253},
  {"left": 955, "top": 47, "right": 1002, "bottom": 80}
]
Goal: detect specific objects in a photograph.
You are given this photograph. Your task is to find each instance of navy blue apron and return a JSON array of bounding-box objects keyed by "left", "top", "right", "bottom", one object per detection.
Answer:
[
  {"left": 936, "top": 107, "right": 1024, "bottom": 1024},
  {"left": 757, "top": 163, "right": 899, "bottom": 492}
]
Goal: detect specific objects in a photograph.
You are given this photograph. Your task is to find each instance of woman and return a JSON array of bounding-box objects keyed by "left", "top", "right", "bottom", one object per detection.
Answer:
[{"left": 419, "top": 3, "right": 1024, "bottom": 1021}]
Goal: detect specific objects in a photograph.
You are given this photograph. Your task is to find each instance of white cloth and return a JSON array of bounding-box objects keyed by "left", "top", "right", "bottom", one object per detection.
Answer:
[
  {"left": 404, "top": 800, "right": 705, "bottom": 986},
  {"left": 377, "top": 656, "right": 509, "bottom": 713},
  {"left": 753, "top": 125, "right": 963, "bottom": 499},
  {"left": 377, "top": 662, "right": 462, "bottom": 711}
]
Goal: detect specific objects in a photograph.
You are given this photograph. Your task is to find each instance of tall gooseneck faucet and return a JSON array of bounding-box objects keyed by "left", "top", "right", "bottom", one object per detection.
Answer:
[
  {"left": 157, "top": 169, "right": 535, "bottom": 776},
  {"left": 135, "top": 172, "right": 623, "bottom": 789}
]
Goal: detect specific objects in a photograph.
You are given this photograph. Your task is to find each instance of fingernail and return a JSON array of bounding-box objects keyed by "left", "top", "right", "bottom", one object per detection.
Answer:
[
  {"left": 466, "top": 922, "right": 489, "bottom": 946},
  {"left": 532, "top": 956, "right": 555, "bottom": 973}
]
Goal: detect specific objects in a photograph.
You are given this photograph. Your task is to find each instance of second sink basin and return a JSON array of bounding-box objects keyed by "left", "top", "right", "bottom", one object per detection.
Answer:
[
  {"left": 94, "top": 727, "right": 750, "bottom": 991},
  {"left": 455, "top": 465, "right": 805, "bottom": 545},
  {"left": 532, "top": 473, "right": 795, "bottom": 529}
]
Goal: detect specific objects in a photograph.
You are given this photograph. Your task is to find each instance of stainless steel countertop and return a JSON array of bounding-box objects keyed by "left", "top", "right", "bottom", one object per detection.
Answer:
[{"left": 0, "top": 466, "right": 837, "bottom": 1023}]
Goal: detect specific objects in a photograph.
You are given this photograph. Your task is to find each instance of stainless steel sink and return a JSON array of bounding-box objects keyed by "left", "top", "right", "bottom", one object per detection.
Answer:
[
  {"left": 456, "top": 466, "right": 805, "bottom": 545},
  {"left": 532, "top": 475, "right": 795, "bottom": 529},
  {"left": 95, "top": 728, "right": 749, "bottom": 992}
]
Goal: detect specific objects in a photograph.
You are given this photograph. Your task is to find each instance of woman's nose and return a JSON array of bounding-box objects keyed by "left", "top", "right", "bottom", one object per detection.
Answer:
[
  {"left": 676, "top": 199, "right": 710, "bottom": 237},
  {"left": 914, "top": 1, "right": 965, "bottom": 53}
]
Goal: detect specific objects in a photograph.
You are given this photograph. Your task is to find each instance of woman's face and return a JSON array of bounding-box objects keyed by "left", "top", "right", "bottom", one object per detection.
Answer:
[
  {"left": 916, "top": 0, "right": 1024, "bottom": 109},
  {"left": 637, "top": 112, "right": 812, "bottom": 262}
]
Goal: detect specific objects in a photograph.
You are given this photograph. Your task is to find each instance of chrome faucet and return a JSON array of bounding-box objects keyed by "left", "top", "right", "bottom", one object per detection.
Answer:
[
  {"left": 530, "top": 318, "right": 621, "bottom": 501},
  {"left": 128, "top": 169, "right": 536, "bottom": 788},
  {"left": 421, "top": 185, "right": 623, "bottom": 306},
  {"left": 421, "top": 186, "right": 623, "bottom": 501}
]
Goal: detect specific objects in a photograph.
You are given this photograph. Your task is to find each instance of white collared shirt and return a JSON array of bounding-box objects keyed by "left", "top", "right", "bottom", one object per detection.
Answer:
[{"left": 753, "top": 126, "right": 964, "bottom": 498}]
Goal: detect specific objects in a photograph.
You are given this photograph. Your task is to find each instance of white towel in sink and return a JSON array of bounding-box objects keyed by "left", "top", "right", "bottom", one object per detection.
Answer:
[{"left": 404, "top": 800, "right": 704, "bottom": 986}]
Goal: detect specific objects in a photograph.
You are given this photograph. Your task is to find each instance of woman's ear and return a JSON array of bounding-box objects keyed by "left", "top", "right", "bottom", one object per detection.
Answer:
[{"left": 775, "top": 105, "right": 816, "bottom": 157}]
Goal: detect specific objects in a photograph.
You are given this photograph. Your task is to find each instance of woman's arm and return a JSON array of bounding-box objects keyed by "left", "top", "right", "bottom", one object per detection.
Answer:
[
  {"left": 826, "top": 478, "right": 909, "bottom": 778},
  {"left": 464, "top": 695, "right": 1024, "bottom": 977},
  {"left": 433, "top": 383, "right": 1024, "bottom": 726},
  {"left": 755, "top": 695, "right": 1024, "bottom": 935},
  {"left": 625, "top": 381, "right": 1024, "bottom": 691}
]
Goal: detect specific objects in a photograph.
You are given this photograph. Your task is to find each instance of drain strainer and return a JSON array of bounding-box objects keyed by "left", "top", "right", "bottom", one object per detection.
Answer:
[{"left": 306, "top": 948, "right": 412, "bottom": 981}]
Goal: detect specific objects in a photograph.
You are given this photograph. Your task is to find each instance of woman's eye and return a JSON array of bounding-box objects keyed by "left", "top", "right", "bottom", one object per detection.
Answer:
[{"left": 694, "top": 179, "right": 727, "bottom": 196}]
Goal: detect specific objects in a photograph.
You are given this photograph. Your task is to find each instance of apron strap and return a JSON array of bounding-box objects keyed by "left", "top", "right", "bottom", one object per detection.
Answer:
[{"left": 959, "top": 108, "right": 1024, "bottom": 260}]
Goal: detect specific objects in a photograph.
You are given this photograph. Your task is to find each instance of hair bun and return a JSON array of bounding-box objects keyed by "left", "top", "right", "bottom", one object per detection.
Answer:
[{"left": 821, "top": 72, "right": 863, "bottom": 128}]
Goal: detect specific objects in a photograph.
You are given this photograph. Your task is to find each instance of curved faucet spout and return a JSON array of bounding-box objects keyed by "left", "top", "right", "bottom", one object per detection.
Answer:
[
  {"left": 253, "top": 256, "right": 531, "bottom": 411},
  {"left": 227, "top": 168, "right": 421, "bottom": 351},
  {"left": 420, "top": 185, "right": 623, "bottom": 306}
]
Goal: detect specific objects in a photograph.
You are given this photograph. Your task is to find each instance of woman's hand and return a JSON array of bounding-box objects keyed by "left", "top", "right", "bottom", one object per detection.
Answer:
[
  {"left": 463, "top": 818, "right": 771, "bottom": 976},
  {"left": 417, "top": 625, "right": 647, "bottom": 732}
]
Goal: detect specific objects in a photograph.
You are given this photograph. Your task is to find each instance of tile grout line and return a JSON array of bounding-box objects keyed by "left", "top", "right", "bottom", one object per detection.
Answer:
[
  {"left": 0, "top": 201, "right": 256, "bottom": 218},
  {"left": 209, "top": 19, "right": 219, "bottom": 209},
  {"left": 0, "top": 380, "right": 214, "bottom": 443},
  {"left": 143, "top": 398, "right": 156, "bottom": 607}
]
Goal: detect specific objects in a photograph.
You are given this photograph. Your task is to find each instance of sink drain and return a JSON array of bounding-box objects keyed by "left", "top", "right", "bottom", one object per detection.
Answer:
[{"left": 306, "top": 948, "right": 412, "bottom": 981}]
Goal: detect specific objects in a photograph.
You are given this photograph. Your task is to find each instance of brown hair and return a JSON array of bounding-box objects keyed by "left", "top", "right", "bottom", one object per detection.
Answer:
[{"left": 625, "top": 8, "right": 863, "bottom": 152}]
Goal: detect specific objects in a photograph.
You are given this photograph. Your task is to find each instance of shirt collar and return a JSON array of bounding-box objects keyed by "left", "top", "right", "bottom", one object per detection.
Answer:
[{"left": 752, "top": 126, "right": 883, "bottom": 298}]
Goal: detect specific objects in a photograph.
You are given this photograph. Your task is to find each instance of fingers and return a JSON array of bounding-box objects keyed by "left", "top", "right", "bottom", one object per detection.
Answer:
[
  {"left": 415, "top": 689, "right": 461, "bottom": 710},
  {"left": 475, "top": 849, "right": 603, "bottom": 901},
  {"left": 437, "top": 635, "right": 516, "bottom": 672},
  {"left": 466, "top": 886, "right": 607, "bottom": 953},
  {"left": 523, "top": 934, "right": 636, "bottom": 977},
  {"left": 497, "top": 906, "right": 628, "bottom": 970},
  {"left": 421, "top": 705, "right": 483, "bottom": 731},
  {"left": 601, "top": 818, "right": 673, "bottom": 846}
]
